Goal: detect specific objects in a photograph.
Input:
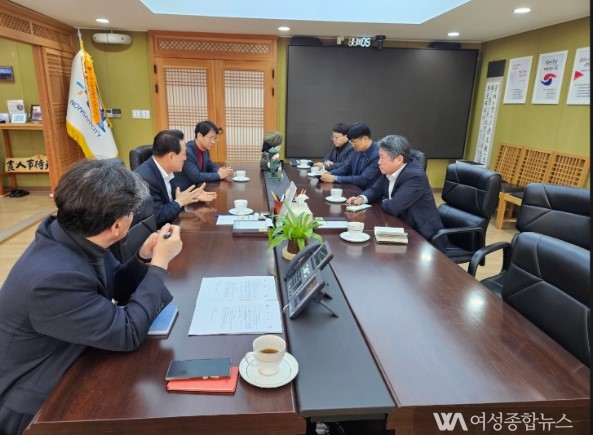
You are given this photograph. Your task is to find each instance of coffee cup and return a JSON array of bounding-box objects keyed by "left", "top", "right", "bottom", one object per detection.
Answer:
[
  {"left": 298, "top": 159, "right": 310, "bottom": 166},
  {"left": 347, "top": 221, "right": 365, "bottom": 239},
  {"left": 245, "top": 334, "right": 286, "bottom": 375},
  {"left": 310, "top": 166, "right": 320, "bottom": 175},
  {"left": 233, "top": 170, "right": 246, "bottom": 179},
  {"left": 330, "top": 188, "right": 343, "bottom": 199},
  {"left": 234, "top": 199, "right": 248, "bottom": 212}
]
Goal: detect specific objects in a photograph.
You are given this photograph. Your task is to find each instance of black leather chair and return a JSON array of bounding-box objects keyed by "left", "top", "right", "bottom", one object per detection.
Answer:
[
  {"left": 501, "top": 232, "right": 590, "bottom": 366},
  {"left": 410, "top": 148, "right": 427, "bottom": 172},
  {"left": 469, "top": 183, "right": 590, "bottom": 296},
  {"left": 129, "top": 145, "right": 153, "bottom": 170},
  {"left": 109, "top": 193, "right": 157, "bottom": 263},
  {"left": 431, "top": 163, "right": 501, "bottom": 263}
]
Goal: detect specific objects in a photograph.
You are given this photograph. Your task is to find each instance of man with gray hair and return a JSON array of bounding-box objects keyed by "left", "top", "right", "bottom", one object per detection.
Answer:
[
  {"left": 0, "top": 159, "right": 183, "bottom": 434},
  {"left": 346, "top": 134, "right": 446, "bottom": 251}
]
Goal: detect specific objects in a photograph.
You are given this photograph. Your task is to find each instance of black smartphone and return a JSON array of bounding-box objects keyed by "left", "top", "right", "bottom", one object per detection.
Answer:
[{"left": 165, "top": 357, "right": 232, "bottom": 380}]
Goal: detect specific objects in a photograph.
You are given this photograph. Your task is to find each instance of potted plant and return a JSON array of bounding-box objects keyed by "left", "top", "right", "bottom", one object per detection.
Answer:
[{"left": 268, "top": 205, "right": 322, "bottom": 260}]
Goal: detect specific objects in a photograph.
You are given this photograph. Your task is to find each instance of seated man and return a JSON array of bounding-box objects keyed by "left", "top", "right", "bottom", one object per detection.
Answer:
[
  {"left": 346, "top": 134, "right": 446, "bottom": 251},
  {"left": 175, "top": 120, "right": 233, "bottom": 189},
  {"left": 313, "top": 123, "right": 354, "bottom": 171},
  {"left": 0, "top": 159, "right": 183, "bottom": 434},
  {"left": 320, "top": 122, "right": 380, "bottom": 189},
  {"left": 135, "top": 129, "right": 217, "bottom": 227}
]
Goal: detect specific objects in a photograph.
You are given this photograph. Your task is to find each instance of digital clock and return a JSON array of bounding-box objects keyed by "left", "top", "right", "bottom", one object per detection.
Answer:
[{"left": 348, "top": 36, "right": 372, "bottom": 48}]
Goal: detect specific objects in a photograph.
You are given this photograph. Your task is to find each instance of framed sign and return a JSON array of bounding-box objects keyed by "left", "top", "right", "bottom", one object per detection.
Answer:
[
  {"left": 11, "top": 113, "right": 27, "bottom": 123},
  {"left": 30, "top": 104, "right": 42, "bottom": 123},
  {"left": 0, "top": 66, "right": 14, "bottom": 82}
]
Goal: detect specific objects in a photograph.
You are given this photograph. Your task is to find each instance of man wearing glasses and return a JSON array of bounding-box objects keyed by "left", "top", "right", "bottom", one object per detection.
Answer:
[
  {"left": 175, "top": 120, "right": 234, "bottom": 188},
  {"left": 320, "top": 122, "right": 381, "bottom": 189},
  {"left": 313, "top": 123, "right": 354, "bottom": 171}
]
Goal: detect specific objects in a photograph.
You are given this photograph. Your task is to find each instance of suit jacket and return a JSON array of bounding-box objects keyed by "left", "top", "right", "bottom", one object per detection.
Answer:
[
  {"left": 135, "top": 158, "right": 182, "bottom": 227},
  {"left": 0, "top": 216, "right": 172, "bottom": 427},
  {"left": 330, "top": 141, "right": 381, "bottom": 189},
  {"left": 322, "top": 142, "right": 354, "bottom": 171},
  {"left": 363, "top": 159, "right": 444, "bottom": 244},
  {"left": 174, "top": 141, "right": 221, "bottom": 190}
]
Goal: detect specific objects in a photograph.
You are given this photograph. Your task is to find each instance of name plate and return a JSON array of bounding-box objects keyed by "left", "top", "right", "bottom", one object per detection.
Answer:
[{"left": 4, "top": 154, "right": 49, "bottom": 173}]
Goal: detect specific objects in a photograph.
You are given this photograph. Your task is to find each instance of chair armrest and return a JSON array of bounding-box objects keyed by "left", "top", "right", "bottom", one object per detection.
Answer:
[
  {"left": 467, "top": 242, "right": 511, "bottom": 277},
  {"left": 432, "top": 226, "right": 485, "bottom": 245}
]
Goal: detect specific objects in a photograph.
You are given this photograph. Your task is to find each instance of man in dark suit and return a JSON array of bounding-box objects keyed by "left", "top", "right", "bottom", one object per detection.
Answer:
[
  {"left": 174, "top": 120, "right": 234, "bottom": 189},
  {"left": 0, "top": 160, "right": 184, "bottom": 435},
  {"left": 346, "top": 134, "right": 446, "bottom": 251},
  {"left": 135, "top": 130, "right": 217, "bottom": 227},
  {"left": 313, "top": 122, "right": 354, "bottom": 171},
  {"left": 320, "top": 122, "right": 381, "bottom": 189}
]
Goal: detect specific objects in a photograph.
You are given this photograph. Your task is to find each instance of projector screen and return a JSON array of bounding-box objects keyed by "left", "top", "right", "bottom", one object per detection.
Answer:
[{"left": 286, "top": 45, "right": 479, "bottom": 159}]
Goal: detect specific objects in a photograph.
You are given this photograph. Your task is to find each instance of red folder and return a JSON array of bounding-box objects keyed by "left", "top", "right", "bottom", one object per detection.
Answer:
[{"left": 166, "top": 366, "right": 239, "bottom": 393}]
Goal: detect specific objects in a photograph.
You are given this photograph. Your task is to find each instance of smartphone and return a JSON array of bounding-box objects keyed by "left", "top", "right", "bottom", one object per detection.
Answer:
[{"left": 165, "top": 357, "right": 232, "bottom": 380}]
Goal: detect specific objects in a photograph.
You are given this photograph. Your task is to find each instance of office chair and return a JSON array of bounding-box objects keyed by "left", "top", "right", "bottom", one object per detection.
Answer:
[
  {"left": 468, "top": 183, "right": 590, "bottom": 296},
  {"left": 410, "top": 148, "right": 427, "bottom": 172},
  {"left": 431, "top": 163, "right": 501, "bottom": 264},
  {"left": 109, "top": 192, "right": 157, "bottom": 263},
  {"left": 501, "top": 232, "right": 590, "bottom": 366},
  {"left": 129, "top": 145, "right": 153, "bottom": 170}
]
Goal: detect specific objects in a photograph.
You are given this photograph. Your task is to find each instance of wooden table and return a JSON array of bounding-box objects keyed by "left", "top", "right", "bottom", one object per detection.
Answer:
[
  {"left": 26, "top": 162, "right": 590, "bottom": 434},
  {"left": 282, "top": 164, "right": 590, "bottom": 434}
]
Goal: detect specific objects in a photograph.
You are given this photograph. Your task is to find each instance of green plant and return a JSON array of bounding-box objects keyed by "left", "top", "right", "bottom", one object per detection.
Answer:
[{"left": 268, "top": 204, "right": 322, "bottom": 253}]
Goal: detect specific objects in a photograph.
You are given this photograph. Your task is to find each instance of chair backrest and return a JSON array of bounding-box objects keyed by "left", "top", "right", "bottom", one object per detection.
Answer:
[
  {"left": 410, "top": 149, "right": 427, "bottom": 172},
  {"left": 439, "top": 163, "right": 501, "bottom": 252},
  {"left": 502, "top": 232, "right": 590, "bottom": 366},
  {"left": 129, "top": 145, "right": 154, "bottom": 170},
  {"left": 109, "top": 193, "right": 157, "bottom": 263},
  {"left": 516, "top": 183, "right": 590, "bottom": 250}
]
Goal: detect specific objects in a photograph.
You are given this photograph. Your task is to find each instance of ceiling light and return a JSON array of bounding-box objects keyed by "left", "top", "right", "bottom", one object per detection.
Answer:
[
  {"left": 448, "top": 32, "right": 460, "bottom": 37},
  {"left": 278, "top": 26, "right": 290, "bottom": 32},
  {"left": 513, "top": 7, "right": 531, "bottom": 14},
  {"left": 96, "top": 18, "right": 110, "bottom": 24}
]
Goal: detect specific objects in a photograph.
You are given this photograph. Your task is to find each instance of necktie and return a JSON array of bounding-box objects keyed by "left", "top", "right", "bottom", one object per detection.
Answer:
[{"left": 198, "top": 149, "right": 204, "bottom": 170}]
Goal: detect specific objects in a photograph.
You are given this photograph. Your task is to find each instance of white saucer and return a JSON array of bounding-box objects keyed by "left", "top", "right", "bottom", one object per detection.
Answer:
[
  {"left": 233, "top": 176, "right": 250, "bottom": 182},
  {"left": 239, "top": 352, "right": 299, "bottom": 388},
  {"left": 229, "top": 207, "right": 254, "bottom": 216},
  {"left": 296, "top": 164, "right": 310, "bottom": 169},
  {"left": 307, "top": 172, "right": 322, "bottom": 177},
  {"left": 326, "top": 196, "right": 346, "bottom": 203},
  {"left": 340, "top": 231, "right": 371, "bottom": 243}
]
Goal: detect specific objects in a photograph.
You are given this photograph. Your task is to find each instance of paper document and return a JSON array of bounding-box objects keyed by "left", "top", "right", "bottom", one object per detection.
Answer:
[
  {"left": 315, "top": 219, "right": 349, "bottom": 229},
  {"left": 216, "top": 214, "right": 260, "bottom": 225},
  {"left": 189, "top": 276, "right": 283, "bottom": 335}
]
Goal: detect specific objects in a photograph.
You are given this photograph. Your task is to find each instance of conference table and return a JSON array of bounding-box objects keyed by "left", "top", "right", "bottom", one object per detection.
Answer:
[{"left": 25, "top": 162, "right": 590, "bottom": 434}]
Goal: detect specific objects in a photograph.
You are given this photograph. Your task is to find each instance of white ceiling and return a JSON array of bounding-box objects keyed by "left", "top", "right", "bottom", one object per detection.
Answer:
[{"left": 9, "top": 0, "right": 590, "bottom": 43}]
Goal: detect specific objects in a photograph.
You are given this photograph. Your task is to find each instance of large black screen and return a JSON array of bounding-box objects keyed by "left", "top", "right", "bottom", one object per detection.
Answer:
[{"left": 286, "top": 45, "right": 479, "bottom": 159}]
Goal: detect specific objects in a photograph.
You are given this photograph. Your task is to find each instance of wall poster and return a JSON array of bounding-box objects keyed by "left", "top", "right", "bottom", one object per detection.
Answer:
[
  {"left": 503, "top": 56, "right": 533, "bottom": 104},
  {"left": 532, "top": 50, "right": 568, "bottom": 104},
  {"left": 566, "top": 47, "right": 590, "bottom": 105}
]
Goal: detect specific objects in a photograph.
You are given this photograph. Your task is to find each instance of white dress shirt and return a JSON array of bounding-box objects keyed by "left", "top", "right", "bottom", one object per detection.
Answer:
[
  {"left": 360, "top": 163, "right": 406, "bottom": 203},
  {"left": 153, "top": 157, "right": 175, "bottom": 201}
]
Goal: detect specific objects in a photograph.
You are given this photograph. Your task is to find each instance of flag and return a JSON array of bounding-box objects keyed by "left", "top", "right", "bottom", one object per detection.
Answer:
[{"left": 66, "top": 45, "right": 118, "bottom": 159}]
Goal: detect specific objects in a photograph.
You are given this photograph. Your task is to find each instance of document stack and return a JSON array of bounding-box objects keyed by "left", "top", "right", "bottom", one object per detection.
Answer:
[{"left": 373, "top": 226, "right": 408, "bottom": 244}]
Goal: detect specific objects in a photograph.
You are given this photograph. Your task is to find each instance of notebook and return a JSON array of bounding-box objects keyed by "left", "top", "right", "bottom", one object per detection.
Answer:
[
  {"left": 148, "top": 304, "right": 179, "bottom": 336},
  {"left": 166, "top": 366, "right": 239, "bottom": 393}
]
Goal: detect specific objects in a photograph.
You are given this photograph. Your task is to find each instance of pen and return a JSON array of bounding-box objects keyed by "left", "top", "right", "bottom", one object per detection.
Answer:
[{"left": 163, "top": 231, "right": 172, "bottom": 239}]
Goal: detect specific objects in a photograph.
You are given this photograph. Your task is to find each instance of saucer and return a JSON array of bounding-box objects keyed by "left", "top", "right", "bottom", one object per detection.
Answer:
[
  {"left": 307, "top": 172, "right": 322, "bottom": 177},
  {"left": 326, "top": 196, "right": 346, "bottom": 203},
  {"left": 296, "top": 164, "right": 311, "bottom": 169},
  {"left": 229, "top": 207, "right": 254, "bottom": 216},
  {"left": 340, "top": 231, "right": 371, "bottom": 243},
  {"left": 233, "top": 176, "right": 250, "bottom": 182},
  {"left": 239, "top": 352, "right": 299, "bottom": 388}
]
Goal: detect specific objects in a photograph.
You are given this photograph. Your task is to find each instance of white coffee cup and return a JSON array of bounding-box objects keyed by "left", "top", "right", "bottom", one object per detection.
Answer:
[
  {"left": 298, "top": 159, "right": 310, "bottom": 166},
  {"left": 245, "top": 334, "right": 286, "bottom": 375},
  {"left": 347, "top": 221, "right": 365, "bottom": 239},
  {"left": 310, "top": 166, "right": 320, "bottom": 175},
  {"left": 330, "top": 188, "right": 343, "bottom": 199},
  {"left": 234, "top": 199, "right": 248, "bottom": 212},
  {"left": 233, "top": 170, "right": 246, "bottom": 179}
]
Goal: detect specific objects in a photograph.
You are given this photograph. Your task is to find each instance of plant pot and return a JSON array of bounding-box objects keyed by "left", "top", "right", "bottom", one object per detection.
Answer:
[{"left": 282, "top": 239, "right": 301, "bottom": 260}]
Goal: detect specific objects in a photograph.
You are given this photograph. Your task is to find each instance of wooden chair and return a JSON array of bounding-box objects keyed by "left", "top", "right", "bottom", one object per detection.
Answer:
[{"left": 495, "top": 148, "right": 554, "bottom": 229}]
